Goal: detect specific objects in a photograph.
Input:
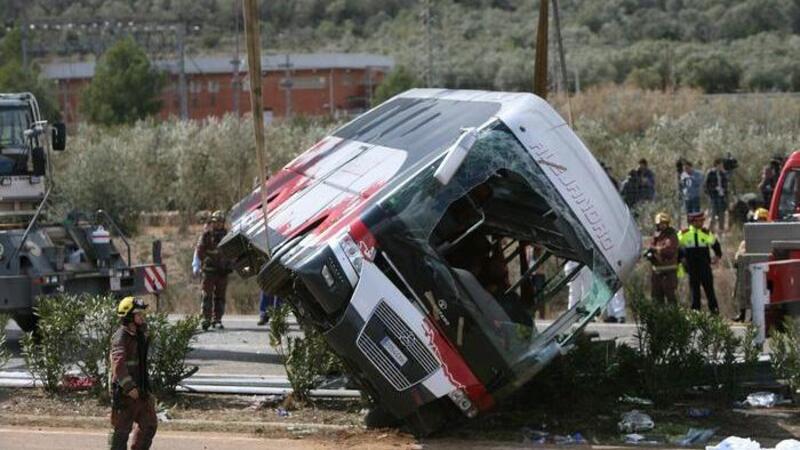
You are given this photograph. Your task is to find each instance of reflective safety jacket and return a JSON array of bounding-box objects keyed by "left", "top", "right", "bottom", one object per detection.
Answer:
[
  {"left": 110, "top": 324, "right": 150, "bottom": 395},
  {"left": 677, "top": 225, "right": 722, "bottom": 270}
]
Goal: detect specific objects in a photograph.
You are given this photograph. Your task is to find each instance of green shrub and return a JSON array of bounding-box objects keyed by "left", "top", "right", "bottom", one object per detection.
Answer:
[
  {"left": 72, "top": 295, "right": 119, "bottom": 399},
  {"left": 21, "top": 296, "right": 84, "bottom": 393},
  {"left": 146, "top": 313, "right": 201, "bottom": 398},
  {"left": 770, "top": 317, "right": 800, "bottom": 398},
  {"left": 269, "top": 303, "right": 343, "bottom": 401},
  {"left": 0, "top": 314, "right": 10, "bottom": 369}
]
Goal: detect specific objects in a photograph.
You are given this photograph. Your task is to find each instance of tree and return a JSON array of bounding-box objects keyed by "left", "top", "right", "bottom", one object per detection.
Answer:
[
  {"left": 372, "top": 66, "right": 419, "bottom": 105},
  {"left": 679, "top": 53, "right": 741, "bottom": 94},
  {"left": 81, "top": 37, "right": 163, "bottom": 126},
  {"left": 0, "top": 29, "right": 60, "bottom": 120}
]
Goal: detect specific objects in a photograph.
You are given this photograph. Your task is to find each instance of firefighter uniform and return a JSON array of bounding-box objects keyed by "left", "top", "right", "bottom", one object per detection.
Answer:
[
  {"left": 649, "top": 214, "right": 679, "bottom": 304},
  {"left": 678, "top": 214, "right": 722, "bottom": 313},
  {"left": 196, "top": 210, "right": 230, "bottom": 329},
  {"left": 110, "top": 297, "right": 157, "bottom": 450}
]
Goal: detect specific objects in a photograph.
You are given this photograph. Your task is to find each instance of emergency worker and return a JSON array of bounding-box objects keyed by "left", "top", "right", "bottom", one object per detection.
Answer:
[
  {"left": 647, "top": 212, "right": 679, "bottom": 304},
  {"left": 678, "top": 211, "right": 722, "bottom": 313},
  {"left": 109, "top": 297, "right": 157, "bottom": 450},
  {"left": 194, "top": 210, "right": 231, "bottom": 330},
  {"left": 733, "top": 207, "right": 769, "bottom": 322}
]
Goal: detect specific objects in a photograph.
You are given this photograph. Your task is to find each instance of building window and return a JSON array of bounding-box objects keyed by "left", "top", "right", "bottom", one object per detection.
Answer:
[
  {"left": 208, "top": 80, "right": 220, "bottom": 93},
  {"left": 282, "top": 76, "right": 326, "bottom": 90}
]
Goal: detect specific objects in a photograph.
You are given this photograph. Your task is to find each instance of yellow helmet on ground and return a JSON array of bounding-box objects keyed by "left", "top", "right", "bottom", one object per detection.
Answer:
[
  {"left": 117, "top": 296, "right": 148, "bottom": 318},
  {"left": 655, "top": 212, "right": 672, "bottom": 225},
  {"left": 755, "top": 208, "right": 769, "bottom": 221}
]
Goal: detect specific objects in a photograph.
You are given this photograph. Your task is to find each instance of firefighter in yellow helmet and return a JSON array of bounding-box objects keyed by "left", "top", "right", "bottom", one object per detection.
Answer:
[
  {"left": 645, "top": 212, "right": 679, "bottom": 304},
  {"left": 109, "top": 297, "right": 157, "bottom": 450},
  {"left": 678, "top": 211, "right": 722, "bottom": 313}
]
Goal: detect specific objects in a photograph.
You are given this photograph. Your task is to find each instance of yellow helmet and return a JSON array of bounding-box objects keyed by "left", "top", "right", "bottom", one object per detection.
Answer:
[
  {"left": 210, "top": 210, "right": 225, "bottom": 223},
  {"left": 117, "top": 296, "right": 147, "bottom": 318},
  {"left": 755, "top": 208, "right": 769, "bottom": 221},
  {"left": 655, "top": 212, "right": 672, "bottom": 225}
]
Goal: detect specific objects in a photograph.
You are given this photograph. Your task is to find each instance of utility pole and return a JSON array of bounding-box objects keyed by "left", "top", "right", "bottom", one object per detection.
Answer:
[
  {"left": 533, "top": 0, "right": 549, "bottom": 98},
  {"left": 551, "top": 0, "right": 573, "bottom": 127},
  {"left": 243, "top": 0, "right": 271, "bottom": 258},
  {"left": 231, "top": 0, "right": 242, "bottom": 116},
  {"left": 278, "top": 54, "right": 293, "bottom": 118},
  {"left": 176, "top": 24, "right": 188, "bottom": 120},
  {"left": 425, "top": 0, "right": 434, "bottom": 88}
]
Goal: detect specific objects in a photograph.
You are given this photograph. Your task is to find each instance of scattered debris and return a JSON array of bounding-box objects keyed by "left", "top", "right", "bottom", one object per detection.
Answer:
[
  {"left": 618, "top": 410, "right": 655, "bottom": 433},
  {"left": 61, "top": 375, "right": 95, "bottom": 390},
  {"left": 275, "top": 407, "right": 291, "bottom": 418},
  {"left": 553, "top": 433, "right": 587, "bottom": 445},
  {"left": 707, "top": 437, "right": 800, "bottom": 450},
  {"left": 521, "top": 427, "right": 549, "bottom": 444},
  {"left": 156, "top": 410, "right": 172, "bottom": 423},
  {"left": 744, "top": 392, "right": 779, "bottom": 408},
  {"left": 620, "top": 395, "right": 655, "bottom": 406},
  {"left": 688, "top": 408, "right": 712, "bottom": 418},
  {"left": 673, "top": 428, "right": 716, "bottom": 446},
  {"left": 624, "top": 433, "right": 660, "bottom": 445},
  {"left": 247, "top": 394, "right": 284, "bottom": 410}
]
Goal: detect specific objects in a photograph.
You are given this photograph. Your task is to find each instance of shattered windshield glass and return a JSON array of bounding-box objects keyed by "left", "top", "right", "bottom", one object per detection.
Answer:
[
  {"left": 0, "top": 106, "right": 31, "bottom": 148},
  {"left": 372, "top": 123, "right": 619, "bottom": 385}
]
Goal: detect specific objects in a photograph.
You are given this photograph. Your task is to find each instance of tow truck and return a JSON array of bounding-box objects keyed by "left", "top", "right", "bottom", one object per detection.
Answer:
[
  {"left": 0, "top": 92, "right": 166, "bottom": 331},
  {"left": 219, "top": 89, "right": 640, "bottom": 433}
]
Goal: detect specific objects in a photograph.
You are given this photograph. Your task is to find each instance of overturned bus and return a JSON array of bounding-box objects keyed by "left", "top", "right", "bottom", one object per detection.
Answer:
[{"left": 219, "top": 90, "right": 641, "bottom": 433}]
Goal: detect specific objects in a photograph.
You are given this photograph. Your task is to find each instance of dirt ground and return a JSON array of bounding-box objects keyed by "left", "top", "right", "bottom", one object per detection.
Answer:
[{"left": 2, "top": 387, "right": 799, "bottom": 447}]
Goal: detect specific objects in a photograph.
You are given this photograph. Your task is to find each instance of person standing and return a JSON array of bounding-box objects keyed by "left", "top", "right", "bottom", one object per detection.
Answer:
[
  {"left": 110, "top": 297, "right": 157, "bottom": 450},
  {"left": 680, "top": 161, "right": 704, "bottom": 215},
  {"left": 620, "top": 169, "right": 642, "bottom": 208},
  {"left": 258, "top": 291, "right": 284, "bottom": 326},
  {"left": 194, "top": 210, "right": 231, "bottom": 331},
  {"left": 637, "top": 158, "right": 656, "bottom": 201},
  {"left": 759, "top": 157, "right": 782, "bottom": 206},
  {"left": 705, "top": 158, "right": 729, "bottom": 232},
  {"left": 678, "top": 211, "right": 722, "bottom": 314},
  {"left": 647, "top": 212, "right": 679, "bottom": 304}
]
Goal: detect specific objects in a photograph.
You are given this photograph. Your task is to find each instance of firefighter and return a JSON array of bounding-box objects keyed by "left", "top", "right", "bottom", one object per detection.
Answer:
[
  {"left": 678, "top": 211, "right": 722, "bottom": 313},
  {"left": 647, "top": 212, "right": 679, "bottom": 304},
  {"left": 194, "top": 210, "right": 230, "bottom": 330},
  {"left": 110, "top": 296, "right": 157, "bottom": 450}
]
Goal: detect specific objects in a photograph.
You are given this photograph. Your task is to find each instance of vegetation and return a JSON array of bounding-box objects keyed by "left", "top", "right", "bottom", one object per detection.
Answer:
[
  {"left": 3, "top": 1, "right": 800, "bottom": 95},
  {"left": 0, "top": 314, "right": 10, "bottom": 369},
  {"left": 81, "top": 37, "right": 163, "bottom": 125},
  {"left": 268, "top": 303, "right": 344, "bottom": 401},
  {"left": 770, "top": 318, "right": 800, "bottom": 399},
  {"left": 0, "top": 29, "right": 60, "bottom": 119},
  {"left": 20, "top": 294, "right": 199, "bottom": 399}
]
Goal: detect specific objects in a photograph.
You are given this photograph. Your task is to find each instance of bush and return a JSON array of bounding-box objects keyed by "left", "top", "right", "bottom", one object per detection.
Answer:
[
  {"left": 21, "top": 295, "right": 199, "bottom": 399},
  {"left": 145, "top": 313, "right": 201, "bottom": 398},
  {"left": 624, "top": 300, "right": 758, "bottom": 402},
  {"left": 770, "top": 317, "right": 800, "bottom": 398},
  {"left": 22, "top": 296, "right": 84, "bottom": 393},
  {"left": 0, "top": 314, "right": 10, "bottom": 369},
  {"left": 269, "top": 303, "right": 343, "bottom": 401}
]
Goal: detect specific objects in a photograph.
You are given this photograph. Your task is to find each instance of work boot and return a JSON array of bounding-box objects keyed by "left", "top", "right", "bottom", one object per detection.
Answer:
[
  {"left": 257, "top": 314, "right": 269, "bottom": 326},
  {"left": 732, "top": 309, "right": 747, "bottom": 322},
  {"left": 201, "top": 320, "right": 210, "bottom": 331},
  {"left": 213, "top": 320, "right": 224, "bottom": 330},
  {"left": 603, "top": 316, "right": 619, "bottom": 324}
]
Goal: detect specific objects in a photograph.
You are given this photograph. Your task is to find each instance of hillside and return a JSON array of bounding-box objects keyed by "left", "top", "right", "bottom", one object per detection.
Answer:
[{"left": 2, "top": 0, "right": 800, "bottom": 93}]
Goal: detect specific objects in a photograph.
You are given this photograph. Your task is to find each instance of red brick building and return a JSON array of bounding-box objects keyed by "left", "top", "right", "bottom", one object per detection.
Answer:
[{"left": 42, "top": 53, "right": 393, "bottom": 125}]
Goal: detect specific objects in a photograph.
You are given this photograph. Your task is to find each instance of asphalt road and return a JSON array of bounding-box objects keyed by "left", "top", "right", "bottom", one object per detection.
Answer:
[{"left": 3, "top": 315, "right": 645, "bottom": 378}]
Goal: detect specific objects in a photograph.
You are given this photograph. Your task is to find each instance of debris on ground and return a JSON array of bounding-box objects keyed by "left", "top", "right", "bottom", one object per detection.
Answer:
[
  {"left": 620, "top": 395, "right": 655, "bottom": 406},
  {"left": 743, "top": 392, "right": 779, "bottom": 408},
  {"left": 624, "top": 433, "right": 660, "bottom": 445},
  {"left": 61, "top": 375, "right": 95, "bottom": 391},
  {"left": 247, "top": 394, "right": 285, "bottom": 410},
  {"left": 521, "top": 427, "right": 549, "bottom": 444},
  {"left": 552, "top": 433, "right": 587, "bottom": 445},
  {"left": 688, "top": 408, "right": 712, "bottom": 418},
  {"left": 156, "top": 410, "right": 172, "bottom": 423},
  {"left": 706, "top": 437, "right": 800, "bottom": 450},
  {"left": 673, "top": 428, "right": 716, "bottom": 446},
  {"left": 275, "top": 407, "right": 291, "bottom": 418},
  {"left": 618, "top": 410, "right": 655, "bottom": 433}
]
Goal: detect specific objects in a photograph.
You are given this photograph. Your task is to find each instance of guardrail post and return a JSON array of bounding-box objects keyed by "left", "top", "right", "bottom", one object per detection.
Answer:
[{"left": 750, "top": 262, "right": 769, "bottom": 345}]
